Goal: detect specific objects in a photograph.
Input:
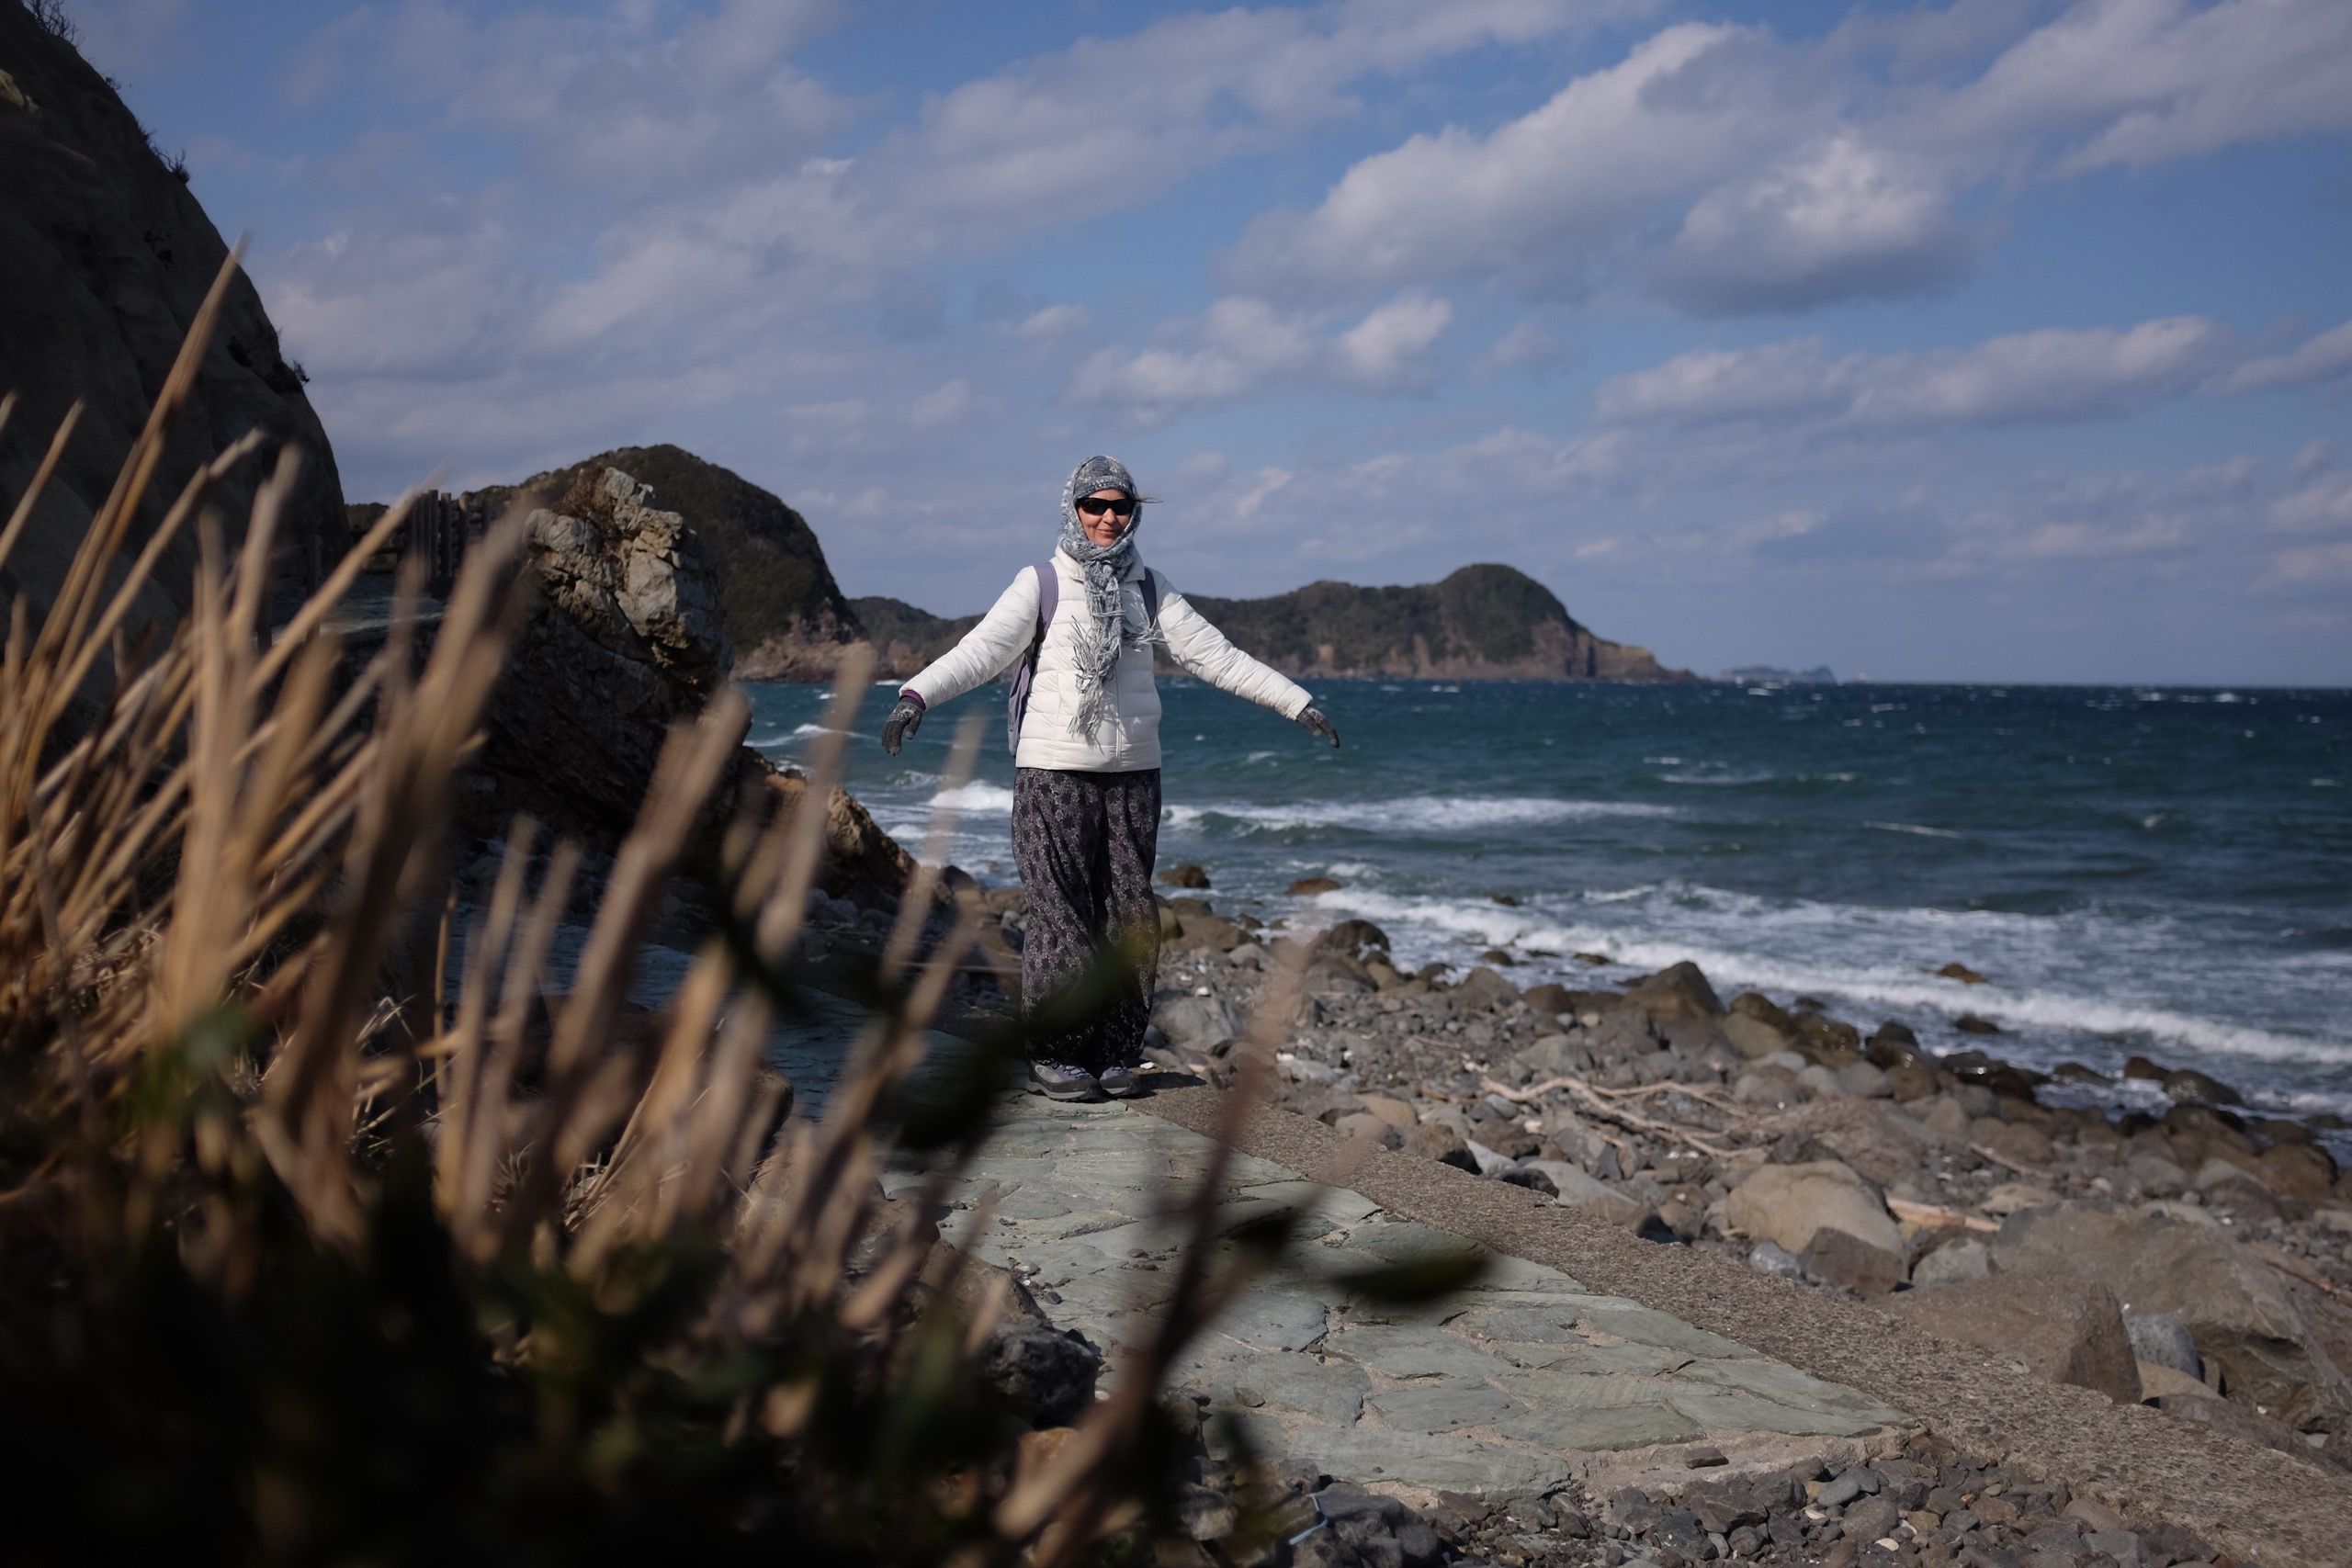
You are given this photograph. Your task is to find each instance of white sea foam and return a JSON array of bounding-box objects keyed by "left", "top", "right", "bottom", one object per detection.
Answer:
[
  {"left": 1865, "top": 821, "right": 1962, "bottom": 839},
  {"left": 1316, "top": 887, "right": 2352, "bottom": 1070},
  {"left": 792, "top": 722, "right": 871, "bottom": 739},
  {"left": 1161, "top": 795, "right": 1679, "bottom": 835},
  {"left": 928, "top": 781, "right": 1018, "bottom": 812}
]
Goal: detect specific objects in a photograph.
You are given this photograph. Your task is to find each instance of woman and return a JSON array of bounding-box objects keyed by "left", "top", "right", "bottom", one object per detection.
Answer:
[{"left": 880, "top": 456, "right": 1338, "bottom": 1101}]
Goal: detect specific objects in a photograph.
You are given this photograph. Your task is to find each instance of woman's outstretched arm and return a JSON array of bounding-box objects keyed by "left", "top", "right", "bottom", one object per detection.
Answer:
[
  {"left": 900, "top": 570, "right": 1042, "bottom": 709},
  {"left": 1156, "top": 577, "right": 1315, "bottom": 719}
]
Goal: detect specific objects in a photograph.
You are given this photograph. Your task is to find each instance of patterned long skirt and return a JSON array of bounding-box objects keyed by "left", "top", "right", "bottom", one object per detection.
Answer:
[{"left": 1010, "top": 766, "right": 1161, "bottom": 1071}]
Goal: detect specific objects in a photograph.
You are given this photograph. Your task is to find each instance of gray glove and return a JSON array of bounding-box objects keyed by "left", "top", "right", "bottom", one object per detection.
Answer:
[
  {"left": 881, "top": 693, "right": 925, "bottom": 755},
  {"left": 1296, "top": 705, "right": 1339, "bottom": 748}
]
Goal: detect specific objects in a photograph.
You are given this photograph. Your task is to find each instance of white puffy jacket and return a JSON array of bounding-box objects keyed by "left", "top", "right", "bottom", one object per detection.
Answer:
[{"left": 902, "top": 546, "right": 1311, "bottom": 772}]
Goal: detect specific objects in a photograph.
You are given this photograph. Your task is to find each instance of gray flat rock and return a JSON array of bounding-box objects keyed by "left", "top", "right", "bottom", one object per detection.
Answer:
[
  {"left": 1667, "top": 1389, "right": 1894, "bottom": 1437},
  {"left": 1365, "top": 1383, "right": 1527, "bottom": 1433},
  {"left": 1294, "top": 1427, "right": 1574, "bottom": 1496},
  {"left": 1495, "top": 1400, "right": 1705, "bottom": 1451},
  {"left": 1324, "top": 1325, "right": 1521, "bottom": 1382},
  {"left": 1200, "top": 1285, "right": 1330, "bottom": 1353},
  {"left": 1209, "top": 1352, "right": 1371, "bottom": 1426}
]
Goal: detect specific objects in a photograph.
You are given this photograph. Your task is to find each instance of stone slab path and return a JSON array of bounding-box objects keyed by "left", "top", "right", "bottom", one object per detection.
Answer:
[{"left": 894, "top": 1093, "right": 1911, "bottom": 1505}]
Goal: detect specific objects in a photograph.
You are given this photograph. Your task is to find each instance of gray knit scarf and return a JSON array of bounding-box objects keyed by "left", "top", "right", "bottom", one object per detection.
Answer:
[{"left": 1057, "top": 456, "right": 1159, "bottom": 745}]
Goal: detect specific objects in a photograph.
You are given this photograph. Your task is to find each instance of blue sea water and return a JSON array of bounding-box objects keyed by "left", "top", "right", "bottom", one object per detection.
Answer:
[{"left": 747, "top": 678, "right": 2352, "bottom": 1121}]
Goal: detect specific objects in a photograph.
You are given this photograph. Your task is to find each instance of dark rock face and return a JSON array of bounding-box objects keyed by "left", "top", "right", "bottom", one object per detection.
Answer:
[
  {"left": 1183, "top": 563, "right": 1691, "bottom": 682},
  {"left": 0, "top": 6, "right": 345, "bottom": 637},
  {"left": 474, "top": 466, "right": 910, "bottom": 902},
  {"left": 474, "top": 445, "right": 863, "bottom": 682},
  {"left": 478, "top": 468, "right": 734, "bottom": 840}
]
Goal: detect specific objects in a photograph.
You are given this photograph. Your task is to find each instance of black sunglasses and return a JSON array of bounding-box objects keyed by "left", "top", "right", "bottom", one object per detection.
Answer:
[{"left": 1076, "top": 497, "right": 1137, "bottom": 518}]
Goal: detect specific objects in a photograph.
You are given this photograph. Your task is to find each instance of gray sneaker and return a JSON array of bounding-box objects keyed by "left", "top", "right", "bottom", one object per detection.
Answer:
[
  {"left": 1096, "top": 1061, "right": 1147, "bottom": 1099},
  {"left": 1027, "top": 1060, "right": 1103, "bottom": 1101}
]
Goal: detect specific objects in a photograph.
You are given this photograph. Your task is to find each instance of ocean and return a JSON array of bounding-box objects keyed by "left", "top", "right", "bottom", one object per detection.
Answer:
[{"left": 746, "top": 677, "right": 2352, "bottom": 1123}]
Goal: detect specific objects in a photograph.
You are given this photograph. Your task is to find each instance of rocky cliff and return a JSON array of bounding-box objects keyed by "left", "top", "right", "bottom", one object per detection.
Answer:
[
  {"left": 474, "top": 465, "right": 910, "bottom": 902},
  {"left": 1182, "top": 564, "right": 1690, "bottom": 682},
  {"left": 0, "top": 3, "right": 345, "bottom": 636},
  {"left": 476, "top": 445, "right": 862, "bottom": 682}
]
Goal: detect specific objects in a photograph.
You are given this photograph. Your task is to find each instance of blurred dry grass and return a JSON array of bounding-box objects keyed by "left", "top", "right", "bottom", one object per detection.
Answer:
[{"left": 0, "top": 253, "right": 1338, "bottom": 1566}]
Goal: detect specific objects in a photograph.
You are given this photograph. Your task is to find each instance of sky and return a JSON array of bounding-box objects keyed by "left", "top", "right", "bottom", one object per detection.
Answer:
[{"left": 65, "top": 0, "right": 2352, "bottom": 683}]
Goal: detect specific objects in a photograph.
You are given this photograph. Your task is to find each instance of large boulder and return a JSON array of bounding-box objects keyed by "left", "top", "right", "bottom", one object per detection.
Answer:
[
  {"left": 1724, "top": 1160, "right": 1905, "bottom": 1292},
  {"left": 1624, "top": 961, "right": 1723, "bottom": 1021},
  {"left": 1150, "top": 990, "right": 1240, "bottom": 1055},
  {"left": 1886, "top": 1276, "right": 2143, "bottom": 1404},
  {"left": 476, "top": 468, "right": 734, "bottom": 840},
  {"left": 1993, "top": 1202, "right": 2352, "bottom": 1428},
  {"left": 1451, "top": 965, "right": 1521, "bottom": 1011},
  {"left": 476, "top": 467, "right": 910, "bottom": 902},
  {"left": 1, "top": 6, "right": 345, "bottom": 660}
]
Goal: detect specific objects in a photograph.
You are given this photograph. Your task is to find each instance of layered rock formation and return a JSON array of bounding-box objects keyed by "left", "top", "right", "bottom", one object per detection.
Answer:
[
  {"left": 1183, "top": 564, "right": 1690, "bottom": 682},
  {"left": 476, "top": 445, "right": 862, "bottom": 682},
  {"left": 474, "top": 466, "right": 910, "bottom": 902},
  {"left": 0, "top": 4, "right": 345, "bottom": 635}
]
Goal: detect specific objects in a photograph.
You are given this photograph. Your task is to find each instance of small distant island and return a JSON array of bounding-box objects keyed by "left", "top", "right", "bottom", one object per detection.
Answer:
[
  {"left": 1721, "top": 664, "right": 1838, "bottom": 684},
  {"left": 360, "top": 446, "right": 1691, "bottom": 683}
]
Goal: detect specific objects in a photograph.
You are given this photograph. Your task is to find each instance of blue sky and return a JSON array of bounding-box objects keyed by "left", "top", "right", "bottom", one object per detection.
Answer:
[{"left": 71, "top": 0, "right": 2352, "bottom": 682}]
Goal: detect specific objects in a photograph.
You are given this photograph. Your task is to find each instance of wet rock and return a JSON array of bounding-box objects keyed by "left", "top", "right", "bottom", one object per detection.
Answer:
[
  {"left": 1953, "top": 1014, "right": 2001, "bottom": 1035},
  {"left": 1887, "top": 1275, "right": 2142, "bottom": 1404},
  {"left": 1936, "top": 962, "right": 1988, "bottom": 985},
  {"left": 1290, "top": 874, "right": 1343, "bottom": 896},
  {"left": 2162, "top": 1067, "right": 2243, "bottom": 1108},
  {"left": 1160, "top": 862, "right": 1211, "bottom": 888},
  {"left": 1864, "top": 1021, "right": 1928, "bottom": 1068}
]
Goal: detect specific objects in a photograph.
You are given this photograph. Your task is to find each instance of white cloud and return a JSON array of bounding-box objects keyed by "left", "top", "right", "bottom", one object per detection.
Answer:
[
  {"left": 1069, "top": 293, "right": 1451, "bottom": 412},
  {"left": 2271, "top": 474, "right": 2352, "bottom": 534},
  {"left": 2258, "top": 540, "right": 2352, "bottom": 590},
  {"left": 1335, "top": 295, "right": 1453, "bottom": 386},
  {"left": 1659, "top": 133, "right": 1978, "bottom": 315},
  {"left": 1600, "top": 316, "right": 2239, "bottom": 428},
  {"left": 1598, "top": 339, "right": 1856, "bottom": 423},
  {"left": 1227, "top": 23, "right": 1791, "bottom": 299},
  {"left": 1016, "top": 304, "right": 1091, "bottom": 339},
  {"left": 2226, "top": 319, "right": 2352, "bottom": 393},
  {"left": 1902, "top": 0, "right": 2352, "bottom": 174},
  {"left": 1478, "top": 318, "right": 1570, "bottom": 375},
  {"left": 1232, "top": 468, "right": 1295, "bottom": 519},
  {"left": 910, "top": 378, "right": 977, "bottom": 428}
]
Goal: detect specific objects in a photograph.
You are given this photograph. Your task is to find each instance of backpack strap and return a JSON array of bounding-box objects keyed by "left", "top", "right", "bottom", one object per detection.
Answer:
[
  {"left": 1139, "top": 567, "right": 1162, "bottom": 626},
  {"left": 1005, "top": 561, "right": 1057, "bottom": 757},
  {"left": 1033, "top": 559, "right": 1058, "bottom": 649}
]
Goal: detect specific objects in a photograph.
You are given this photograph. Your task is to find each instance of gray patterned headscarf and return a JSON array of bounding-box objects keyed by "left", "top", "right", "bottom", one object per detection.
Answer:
[{"left": 1057, "top": 456, "right": 1159, "bottom": 743}]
